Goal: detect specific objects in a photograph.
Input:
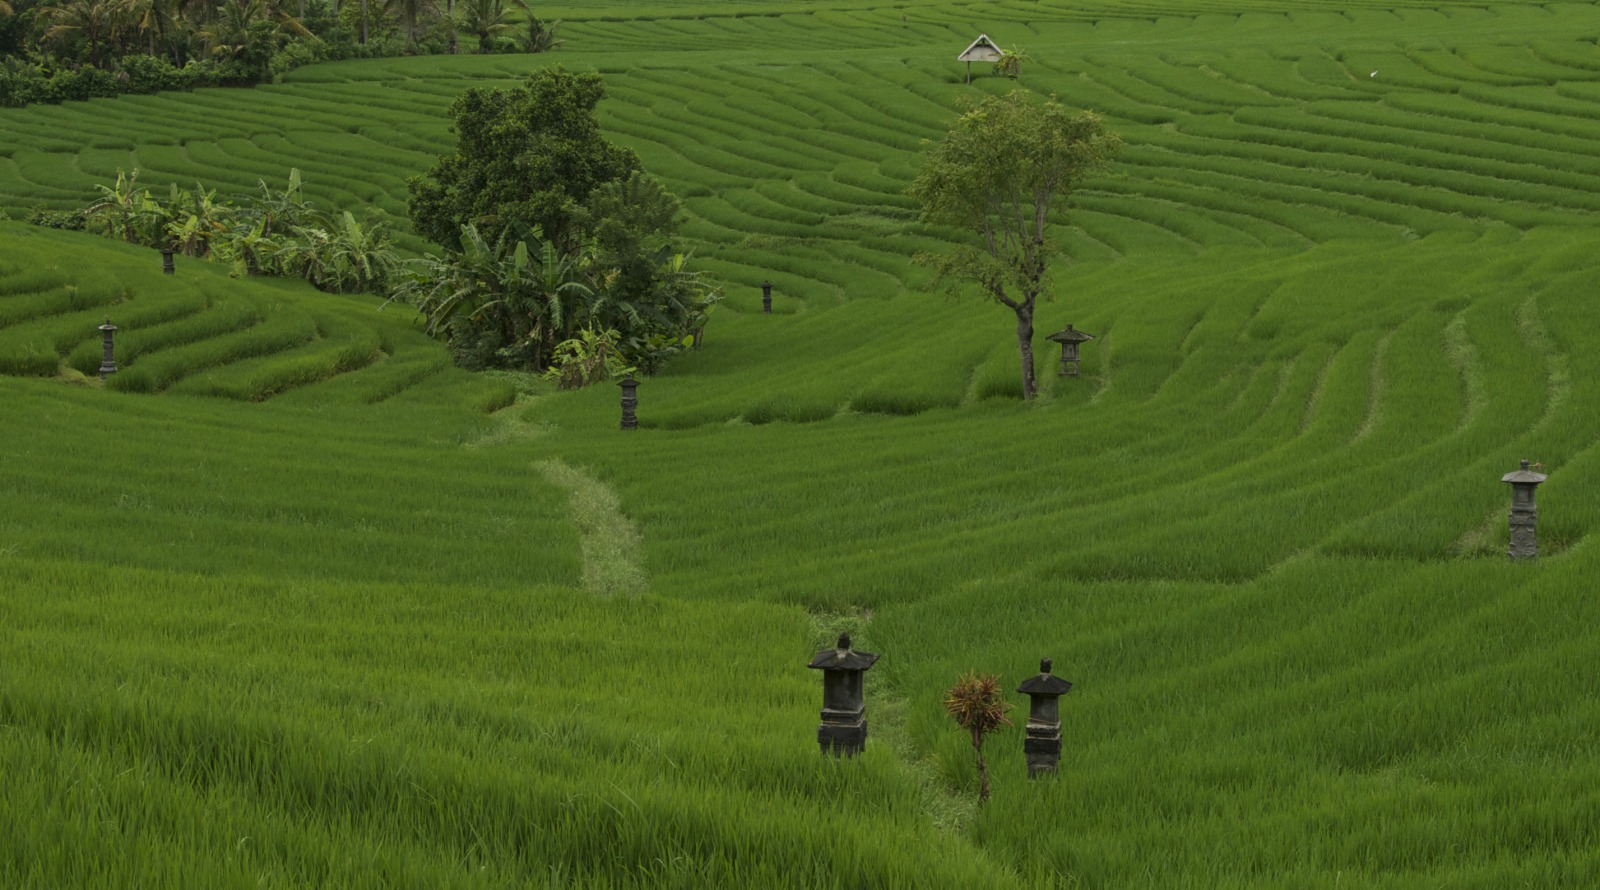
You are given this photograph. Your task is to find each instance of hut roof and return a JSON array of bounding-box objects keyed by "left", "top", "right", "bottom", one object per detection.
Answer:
[{"left": 958, "top": 34, "right": 1004, "bottom": 62}]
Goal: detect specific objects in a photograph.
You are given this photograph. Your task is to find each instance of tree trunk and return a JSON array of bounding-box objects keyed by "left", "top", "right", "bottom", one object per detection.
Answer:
[
  {"left": 972, "top": 731, "right": 991, "bottom": 803},
  {"left": 1015, "top": 301, "right": 1037, "bottom": 400},
  {"left": 358, "top": 0, "right": 367, "bottom": 43},
  {"left": 447, "top": 0, "right": 457, "bottom": 53}
]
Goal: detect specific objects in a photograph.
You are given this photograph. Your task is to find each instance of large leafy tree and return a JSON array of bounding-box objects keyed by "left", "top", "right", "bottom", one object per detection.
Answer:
[
  {"left": 402, "top": 68, "right": 715, "bottom": 375},
  {"left": 907, "top": 89, "right": 1121, "bottom": 400},
  {"left": 407, "top": 65, "right": 639, "bottom": 252}
]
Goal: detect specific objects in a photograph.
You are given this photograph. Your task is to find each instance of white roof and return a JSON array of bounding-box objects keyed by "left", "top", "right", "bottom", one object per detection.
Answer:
[{"left": 958, "top": 34, "right": 1004, "bottom": 62}]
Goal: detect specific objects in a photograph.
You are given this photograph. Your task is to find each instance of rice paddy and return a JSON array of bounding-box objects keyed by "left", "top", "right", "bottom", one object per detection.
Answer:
[{"left": 4, "top": 0, "right": 1600, "bottom": 885}]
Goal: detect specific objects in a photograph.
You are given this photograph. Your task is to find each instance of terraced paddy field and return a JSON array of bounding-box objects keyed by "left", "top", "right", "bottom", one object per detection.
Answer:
[{"left": 5, "top": 0, "right": 1600, "bottom": 886}]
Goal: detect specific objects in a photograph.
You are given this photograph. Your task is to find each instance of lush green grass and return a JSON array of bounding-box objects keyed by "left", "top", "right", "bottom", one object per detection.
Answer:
[{"left": 5, "top": 0, "right": 1600, "bottom": 886}]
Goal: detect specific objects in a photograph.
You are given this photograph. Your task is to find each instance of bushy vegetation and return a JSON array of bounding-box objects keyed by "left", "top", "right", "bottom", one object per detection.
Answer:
[
  {"left": 0, "top": 0, "right": 560, "bottom": 107},
  {"left": 399, "top": 67, "right": 717, "bottom": 375},
  {"left": 5, "top": 1, "right": 1600, "bottom": 886},
  {"left": 75, "top": 167, "right": 399, "bottom": 293}
]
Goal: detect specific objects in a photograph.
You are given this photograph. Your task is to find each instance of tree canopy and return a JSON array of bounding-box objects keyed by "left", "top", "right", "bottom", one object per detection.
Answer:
[
  {"left": 399, "top": 67, "right": 716, "bottom": 377},
  {"left": 408, "top": 65, "right": 639, "bottom": 252},
  {"left": 907, "top": 89, "right": 1121, "bottom": 400}
]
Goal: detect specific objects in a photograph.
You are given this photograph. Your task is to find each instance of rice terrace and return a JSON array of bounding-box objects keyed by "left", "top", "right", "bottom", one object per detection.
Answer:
[{"left": 5, "top": 0, "right": 1600, "bottom": 883}]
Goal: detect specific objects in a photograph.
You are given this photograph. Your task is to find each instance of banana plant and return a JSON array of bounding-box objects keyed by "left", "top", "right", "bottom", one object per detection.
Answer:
[
  {"left": 84, "top": 169, "right": 164, "bottom": 244},
  {"left": 162, "top": 182, "right": 231, "bottom": 256}
]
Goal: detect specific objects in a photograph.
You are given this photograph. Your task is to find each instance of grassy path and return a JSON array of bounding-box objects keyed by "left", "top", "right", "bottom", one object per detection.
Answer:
[{"left": 537, "top": 458, "right": 650, "bottom": 596}]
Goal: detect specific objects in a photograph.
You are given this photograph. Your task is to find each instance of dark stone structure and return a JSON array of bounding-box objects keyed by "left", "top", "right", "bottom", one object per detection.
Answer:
[
  {"left": 161, "top": 248, "right": 176, "bottom": 275},
  {"left": 761, "top": 281, "right": 773, "bottom": 314},
  {"left": 807, "top": 632, "right": 878, "bottom": 757},
  {"left": 97, "top": 319, "right": 118, "bottom": 380},
  {"left": 618, "top": 375, "right": 639, "bottom": 430},
  {"left": 1046, "top": 325, "right": 1095, "bottom": 377},
  {"left": 1502, "top": 459, "right": 1548, "bottom": 561},
  {"left": 1016, "top": 658, "right": 1072, "bottom": 777}
]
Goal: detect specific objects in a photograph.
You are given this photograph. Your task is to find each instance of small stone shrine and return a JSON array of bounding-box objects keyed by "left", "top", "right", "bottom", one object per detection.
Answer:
[
  {"left": 1016, "top": 658, "right": 1072, "bottom": 777},
  {"left": 1046, "top": 325, "right": 1095, "bottom": 377},
  {"left": 618, "top": 375, "right": 639, "bottom": 430},
  {"left": 807, "top": 632, "right": 878, "bottom": 757},
  {"left": 1501, "top": 459, "right": 1548, "bottom": 561},
  {"left": 97, "top": 318, "right": 118, "bottom": 380}
]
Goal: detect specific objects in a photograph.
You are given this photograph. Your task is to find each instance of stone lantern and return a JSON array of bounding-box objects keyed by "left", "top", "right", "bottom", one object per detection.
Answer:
[
  {"left": 1016, "top": 658, "right": 1072, "bottom": 777},
  {"left": 618, "top": 375, "right": 639, "bottom": 430},
  {"left": 761, "top": 281, "right": 773, "bottom": 314},
  {"left": 97, "top": 318, "right": 118, "bottom": 380},
  {"left": 1046, "top": 325, "right": 1095, "bottom": 377},
  {"left": 1502, "top": 459, "right": 1548, "bottom": 561},
  {"left": 807, "top": 632, "right": 878, "bottom": 757},
  {"left": 160, "top": 248, "right": 176, "bottom": 275}
]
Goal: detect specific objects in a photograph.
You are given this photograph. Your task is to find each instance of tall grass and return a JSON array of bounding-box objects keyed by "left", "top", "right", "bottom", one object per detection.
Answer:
[{"left": 5, "top": 0, "right": 1600, "bottom": 885}]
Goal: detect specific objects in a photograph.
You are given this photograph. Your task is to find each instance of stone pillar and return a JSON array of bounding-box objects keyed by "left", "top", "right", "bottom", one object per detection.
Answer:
[
  {"left": 1016, "top": 658, "right": 1072, "bottom": 778},
  {"left": 618, "top": 375, "right": 638, "bottom": 430},
  {"left": 761, "top": 281, "right": 773, "bottom": 314},
  {"left": 98, "top": 319, "right": 119, "bottom": 380},
  {"left": 1502, "top": 460, "right": 1548, "bottom": 561},
  {"left": 161, "top": 248, "right": 175, "bottom": 275},
  {"left": 807, "top": 632, "right": 879, "bottom": 757}
]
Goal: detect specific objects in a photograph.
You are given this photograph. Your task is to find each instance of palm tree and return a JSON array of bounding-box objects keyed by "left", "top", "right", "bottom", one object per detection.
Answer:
[
  {"left": 455, "top": 0, "right": 521, "bottom": 54},
  {"left": 115, "top": 0, "right": 179, "bottom": 57},
  {"left": 324, "top": 0, "right": 366, "bottom": 45},
  {"left": 383, "top": 0, "right": 434, "bottom": 50},
  {"left": 523, "top": 13, "right": 559, "bottom": 53},
  {"left": 43, "top": 0, "right": 120, "bottom": 67},
  {"left": 197, "top": 0, "right": 310, "bottom": 67}
]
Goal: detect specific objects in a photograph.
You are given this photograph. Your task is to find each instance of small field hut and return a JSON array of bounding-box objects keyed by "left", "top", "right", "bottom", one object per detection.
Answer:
[{"left": 958, "top": 34, "right": 1004, "bottom": 83}]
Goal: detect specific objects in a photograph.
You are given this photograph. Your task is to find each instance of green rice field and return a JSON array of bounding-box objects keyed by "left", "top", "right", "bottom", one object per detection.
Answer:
[{"left": 4, "top": 0, "right": 1600, "bottom": 885}]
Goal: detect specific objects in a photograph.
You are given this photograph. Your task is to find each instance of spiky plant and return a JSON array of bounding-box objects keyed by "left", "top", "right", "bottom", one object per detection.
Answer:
[{"left": 943, "top": 672, "right": 1013, "bottom": 804}]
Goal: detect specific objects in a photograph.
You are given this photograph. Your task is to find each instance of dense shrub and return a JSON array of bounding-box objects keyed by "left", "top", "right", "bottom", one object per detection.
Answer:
[{"left": 117, "top": 55, "right": 190, "bottom": 94}]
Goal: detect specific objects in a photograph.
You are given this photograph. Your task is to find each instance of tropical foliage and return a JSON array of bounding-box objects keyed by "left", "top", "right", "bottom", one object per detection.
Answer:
[
  {"left": 944, "top": 672, "right": 1014, "bottom": 805},
  {"left": 402, "top": 68, "right": 714, "bottom": 376},
  {"left": 390, "top": 221, "right": 715, "bottom": 374},
  {"left": 0, "top": 0, "right": 560, "bottom": 106},
  {"left": 77, "top": 168, "right": 400, "bottom": 294}
]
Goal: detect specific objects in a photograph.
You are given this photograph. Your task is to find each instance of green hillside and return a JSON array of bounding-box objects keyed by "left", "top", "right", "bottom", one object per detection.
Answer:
[{"left": 4, "top": 0, "right": 1600, "bottom": 886}]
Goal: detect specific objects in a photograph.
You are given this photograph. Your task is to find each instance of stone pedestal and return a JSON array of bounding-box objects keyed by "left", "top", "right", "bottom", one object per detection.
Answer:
[
  {"left": 818, "top": 708, "right": 867, "bottom": 757},
  {"left": 1022, "top": 727, "right": 1062, "bottom": 778}
]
